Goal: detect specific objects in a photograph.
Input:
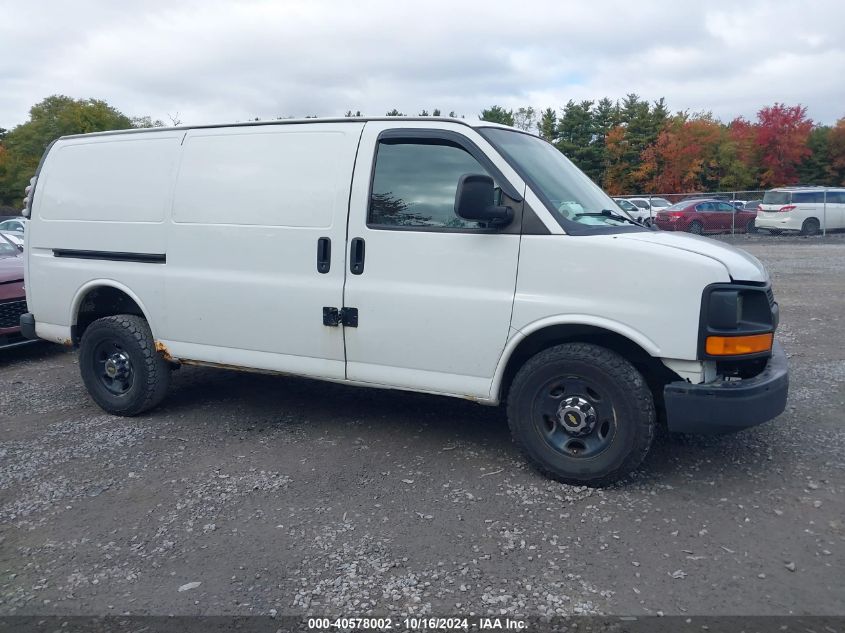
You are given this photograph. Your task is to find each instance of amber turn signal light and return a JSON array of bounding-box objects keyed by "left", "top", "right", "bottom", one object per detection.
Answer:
[{"left": 705, "top": 333, "right": 773, "bottom": 356}]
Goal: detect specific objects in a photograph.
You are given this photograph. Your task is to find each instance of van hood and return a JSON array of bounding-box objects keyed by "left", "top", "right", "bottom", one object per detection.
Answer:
[{"left": 617, "top": 232, "right": 768, "bottom": 282}]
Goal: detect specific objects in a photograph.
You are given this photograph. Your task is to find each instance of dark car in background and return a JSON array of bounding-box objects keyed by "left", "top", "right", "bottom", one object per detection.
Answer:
[
  {"left": 654, "top": 198, "right": 758, "bottom": 234},
  {"left": 0, "top": 233, "right": 29, "bottom": 349}
]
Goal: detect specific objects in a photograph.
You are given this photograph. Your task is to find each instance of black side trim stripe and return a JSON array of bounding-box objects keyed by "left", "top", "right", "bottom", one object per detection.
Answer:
[{"left": 52, "top": 249, "right": 166, "bottom": 264}]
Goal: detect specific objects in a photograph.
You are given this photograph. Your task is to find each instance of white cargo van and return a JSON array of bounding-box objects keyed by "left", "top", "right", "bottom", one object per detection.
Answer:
[{"left": 20, "top": 118, "right": 788, "bottom": 486}]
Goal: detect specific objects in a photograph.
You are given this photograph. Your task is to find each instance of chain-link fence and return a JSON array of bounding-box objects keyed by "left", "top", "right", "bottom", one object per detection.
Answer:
[{"left": 616, "top": 188, "right": 844, "bottom": 237}]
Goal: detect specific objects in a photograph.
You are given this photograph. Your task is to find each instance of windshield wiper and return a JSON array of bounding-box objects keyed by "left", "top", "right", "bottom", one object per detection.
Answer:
[{"left": 575, "top": 210, "right": 642, "bottom": 225}]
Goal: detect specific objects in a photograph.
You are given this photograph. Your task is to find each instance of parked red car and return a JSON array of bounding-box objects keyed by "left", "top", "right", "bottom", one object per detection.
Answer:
[
  {"left": 654, "top": 199, "right": 757, "bottom": 234},
  {"left": 0, "top": 233, "right": 29, "bottom": 349}
]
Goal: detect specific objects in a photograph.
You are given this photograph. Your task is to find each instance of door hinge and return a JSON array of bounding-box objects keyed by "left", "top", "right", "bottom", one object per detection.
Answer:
[
  {"left": 323, "top": 307, "right": 340, "bottom": 326},
  {"left": 323, "top": 307, "right": 358, "bottom": 327},
  {"left": 340, "top": 307, "right": 358, "bottom": 327}
]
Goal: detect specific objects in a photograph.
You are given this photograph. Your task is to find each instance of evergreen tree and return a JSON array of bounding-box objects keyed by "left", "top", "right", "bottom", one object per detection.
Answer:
[
  {"left": 556, "top": 100, "right": 602, "bottom": 180},
  {"left": 538, "top": 108, "right": 557, "bottom": 142},
  {"left": 797, "top": 126, "right": 832, "bottom": 185},
  {"left": 479, "top": 106, "right": 514, "bottom": 126}
]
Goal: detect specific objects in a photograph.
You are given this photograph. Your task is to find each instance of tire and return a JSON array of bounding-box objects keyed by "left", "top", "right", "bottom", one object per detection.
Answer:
[
  {"left": 746, "top": 219, "right": 757, "bottom": 234},
  {"left": 506, "top": 343, "right": 655, "bottom": 487},
  {"left": 79, "top": 314, "right": 171, "bottom": 416},
  {"left": 801, "top": 218, "right": 820, "bottom": 236},
  {"left": 688, "top": 221, "right": 703, "bottom": 235}
]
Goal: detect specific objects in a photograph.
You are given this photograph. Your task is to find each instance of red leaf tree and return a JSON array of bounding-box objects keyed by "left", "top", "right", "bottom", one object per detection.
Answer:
[{"left": 753, "top": 103, "right": 813, "bottom": 187}]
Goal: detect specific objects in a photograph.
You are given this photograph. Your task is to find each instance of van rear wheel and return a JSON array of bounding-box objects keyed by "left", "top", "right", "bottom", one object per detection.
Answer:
[
  {"left": 506, "top": 343, "right": 655, "bottom": 487},
  {"left": 79, "top": 315, "right": 171, "bottom": 416}
]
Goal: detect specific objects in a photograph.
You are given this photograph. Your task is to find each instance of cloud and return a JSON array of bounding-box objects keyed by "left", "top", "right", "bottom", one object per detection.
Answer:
[{"left": 1, "top": 0, "right": 843, "bottom": 128}]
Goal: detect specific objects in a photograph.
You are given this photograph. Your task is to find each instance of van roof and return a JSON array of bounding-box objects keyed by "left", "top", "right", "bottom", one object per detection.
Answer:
[{"left": 59, "top": 117, "right": 519, "bottom": 140}]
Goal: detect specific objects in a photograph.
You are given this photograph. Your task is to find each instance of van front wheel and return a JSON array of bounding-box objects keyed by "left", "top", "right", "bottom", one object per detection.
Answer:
[
  {"left": 79, "top": 315, "right": 171, "bottom": 416},
  {"left": 506, "top": 343, "right": 655, "bottom": 487}
]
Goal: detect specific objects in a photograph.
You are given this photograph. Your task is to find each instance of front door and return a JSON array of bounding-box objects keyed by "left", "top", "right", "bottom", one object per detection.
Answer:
[{"left": 342, "top": 122, "right": 524, "bottom": 399}]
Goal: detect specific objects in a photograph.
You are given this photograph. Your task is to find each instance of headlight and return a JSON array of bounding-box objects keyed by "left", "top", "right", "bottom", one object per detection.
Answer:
[{"left": 699, "top": 284, "right": 776, "bottom": 359}]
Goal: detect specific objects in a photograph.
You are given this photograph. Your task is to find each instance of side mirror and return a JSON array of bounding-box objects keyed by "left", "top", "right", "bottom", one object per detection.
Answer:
[{"left": 454, "top": 174, "right": 513, "bottom": 227}]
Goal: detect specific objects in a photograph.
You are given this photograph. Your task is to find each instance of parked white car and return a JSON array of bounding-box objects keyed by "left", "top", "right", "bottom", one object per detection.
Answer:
[
  {"left": 20, "top": 117, "right": 787, "bottom": 486},
  {"left": 612, "top": 198, "right": 648, "bottom": 223},
  {"left": 622, "top": 197, "right": 672, "bottom": 224},
  {"left": 756, "top": 187, "right": 845, "bottom": 235},
  {"left": 0, "top": 218, "right": 26, "bottom": 233}
]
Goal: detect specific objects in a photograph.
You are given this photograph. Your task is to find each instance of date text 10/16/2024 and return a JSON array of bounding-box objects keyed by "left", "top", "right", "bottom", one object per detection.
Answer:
[{"left": 307, "top": 617, "right": 528, "bottom": 630}]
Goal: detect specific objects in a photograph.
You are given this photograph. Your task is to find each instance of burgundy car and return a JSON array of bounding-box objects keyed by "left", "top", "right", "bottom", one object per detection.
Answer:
[
  {"left": 654, "top": 198, "right": 757, "bottom": 234},
  {"left": 0, "top": 233, "right": 29, "bottom": 349}
]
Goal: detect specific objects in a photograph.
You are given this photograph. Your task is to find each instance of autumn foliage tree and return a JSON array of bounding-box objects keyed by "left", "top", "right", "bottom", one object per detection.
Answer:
[
  {"left": 635, "top": 114, "right": 722, "bottom": 192},
  {"left": 753, "top": 103, "right": 813, "bottom": 186},
  {"left": 827, "top": 118, "right": 845, "bottom": 185},
  {"left": 602, "top": 126, "right": 631, "bottom": 195}
]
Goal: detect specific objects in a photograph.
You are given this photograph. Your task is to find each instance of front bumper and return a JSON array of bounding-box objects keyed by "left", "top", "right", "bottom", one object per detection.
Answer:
[
  {"left": 755, "top": 216, "right": 800, "bottom": 231},
  {"left": 664, "top": 342, "right": 788, "bottom": 434},
  {"left": 19, "top": 312, "right": 37, "bottom": 339}
]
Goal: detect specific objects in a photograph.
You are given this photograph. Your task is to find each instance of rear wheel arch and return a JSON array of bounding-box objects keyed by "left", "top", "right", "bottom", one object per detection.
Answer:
[
  {"left": 71, "top": 282, "right": 153, "bottom": 344},
  {"left": 801, "top": 217, "right": 820, "bottom": 236}
]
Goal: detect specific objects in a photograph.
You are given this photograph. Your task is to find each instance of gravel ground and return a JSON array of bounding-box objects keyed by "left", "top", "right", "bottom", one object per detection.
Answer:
[{"left": 0, "top": 236, "right": 843, "bottom": 617}]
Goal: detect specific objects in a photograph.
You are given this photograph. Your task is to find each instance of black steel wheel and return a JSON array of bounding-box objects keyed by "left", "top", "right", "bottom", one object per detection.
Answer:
[
  {"left": 79, "top": 314, "right": 171, "bottom": 416},
  {"left": 507, "top": 343, "right": 655, "bottom": 487},
  {"left": 92, "top": 339, "right": 135, "bottom": 395},
  {"left": 534, "top": 377, "right": 616, "bottom": 459}
]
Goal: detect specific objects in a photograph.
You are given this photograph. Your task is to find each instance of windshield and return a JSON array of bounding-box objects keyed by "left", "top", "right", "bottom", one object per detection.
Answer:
[
  {"left": 650, "top": 198, "right": 671, "bottom": 207},
  {"left": 480, "top": 128, "right": 640, "bottom": 230},
  {"left": 763, "top": 190, "right": 791, "bottom": 205}
]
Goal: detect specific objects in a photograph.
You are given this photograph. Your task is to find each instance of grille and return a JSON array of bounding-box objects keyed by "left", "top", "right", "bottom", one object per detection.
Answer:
[
  {"left": 766, "top": 287, "right": 775, "bottom": 306},
  {"left": 0, "top": 299, "right": 27, "bottom": 329}
]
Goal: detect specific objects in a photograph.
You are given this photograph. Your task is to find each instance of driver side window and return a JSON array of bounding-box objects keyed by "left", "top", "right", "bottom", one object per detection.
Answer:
[{"left": 368, "top": 140, "right": 494, "bottom": 230}]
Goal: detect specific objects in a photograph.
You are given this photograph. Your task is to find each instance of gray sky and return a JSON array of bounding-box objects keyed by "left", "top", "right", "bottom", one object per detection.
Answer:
[{"left": 1, "top": 0, "right": 843, "bottom": 129}]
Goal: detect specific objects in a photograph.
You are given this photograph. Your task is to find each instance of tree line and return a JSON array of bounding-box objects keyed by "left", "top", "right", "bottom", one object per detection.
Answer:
[
  {"left": 477, "top": 97, "right": 845, "bottom": 194},
  {"left": 2, "top": 94, "right": 844, "bottom": 211},
  {"left": 0, "top": 96, "right": 165, "bottom": 211}
]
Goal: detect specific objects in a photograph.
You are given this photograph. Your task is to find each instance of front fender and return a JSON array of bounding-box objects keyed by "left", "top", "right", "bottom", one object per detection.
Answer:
[{"left": 488, "top": 315, "right": 661, "bottom": 402}]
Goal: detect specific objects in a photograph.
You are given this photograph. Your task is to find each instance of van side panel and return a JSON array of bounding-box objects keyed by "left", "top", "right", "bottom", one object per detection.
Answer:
[
  {"left": 161, "top": 123, "right": 364, "bottom": 379},
  {"left": 27, "top": 132, "right": 183, "bottom": 340}
]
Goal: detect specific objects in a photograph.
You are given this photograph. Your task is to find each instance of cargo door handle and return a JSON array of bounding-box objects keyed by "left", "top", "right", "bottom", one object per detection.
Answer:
[
  {"left": 317, "top": 237, "right": 331, "bottom": 274},
  {"left": 350, "top": 237, "right": 365, "bottom": 275}
]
